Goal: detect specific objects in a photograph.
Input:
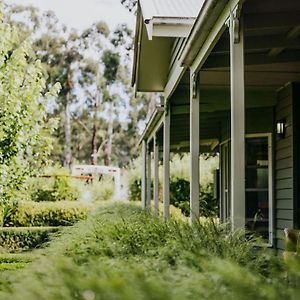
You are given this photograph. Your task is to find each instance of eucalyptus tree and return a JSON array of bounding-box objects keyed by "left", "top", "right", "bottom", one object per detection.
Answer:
[{"left": 79, "top": 21, "right": 110, "bottom": 165}]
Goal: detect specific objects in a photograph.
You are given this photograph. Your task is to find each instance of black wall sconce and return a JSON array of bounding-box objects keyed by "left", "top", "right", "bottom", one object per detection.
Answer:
[{"left": 276, "top": 120, "right": 285, "bottom": 138}]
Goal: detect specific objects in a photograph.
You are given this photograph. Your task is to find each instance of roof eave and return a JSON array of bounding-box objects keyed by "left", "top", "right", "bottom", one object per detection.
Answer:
[
  {"left": 131, "top": 8, "right": 142, "bottom": 88},
  {"left": 145, "top": 17, "right": 195, "bottom": 40},
  {"left": 180, "top": 0, "right": 228, "bottom": 67},
  {"left": 138, "top": 105, "right": 165, "bottom": 145}
]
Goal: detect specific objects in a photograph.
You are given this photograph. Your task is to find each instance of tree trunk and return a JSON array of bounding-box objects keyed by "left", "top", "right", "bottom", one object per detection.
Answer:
[
  {"left": 91, "top": 70, "right": 101, "bottom": 165},
  {"left": 105, "top": 101, "right": 113, "bottom": 166},
  {"left": 63, "top": 92, "right": 72, "bottom": 169}
]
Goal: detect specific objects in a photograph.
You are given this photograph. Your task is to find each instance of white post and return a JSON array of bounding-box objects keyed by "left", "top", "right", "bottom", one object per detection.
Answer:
[
  {"left": 146, "top": 144, "right": 152, "bottom": 209},
  {"left": 163, "top": 106, "right": 170, "bottom": 222},
  {"left": 141, "top": 140, "right": 147, "bottom": 209},
  {"left": 113, "top": 168, "right": 121, "bottom": 200},
  {"left": 229, "top": 10, "right": 245, "bottom": 230},
  {"left": 153, "top": 134, "right": 159, "bottom": 216},
  {"left": 190, "top": 72, "right": 200, "bottom": 223}
]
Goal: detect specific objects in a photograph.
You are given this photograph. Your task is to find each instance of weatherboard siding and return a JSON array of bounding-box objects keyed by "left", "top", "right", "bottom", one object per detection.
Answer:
[{"left": 275, "top": 84, "right": 294, "bottom": 250}]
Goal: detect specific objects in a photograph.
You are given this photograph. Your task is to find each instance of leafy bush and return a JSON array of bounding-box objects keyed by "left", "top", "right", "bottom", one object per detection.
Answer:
[
  {"left": 128, "top": 177, "right": 141, "bottom": 201},
  {"left": 0, "top": 227, "right": 59, "bottom": 252},
  {"left": 4, "top": 201, "right": 91, "bottom": 227},
  {"left": 85, "top": 178, "right": 115, "bottom": 202},
  {"left": 129, "top": 176, "right": 218, "bottom": 217},
  {"left": 0, "top": 201, "right": 19, "bottom": 227},
  {"left": 30, "top": 176, "right": 80, "bottom": 202},
  {"left": 0, "top": 15, "right": 59, "bottom": 204}
]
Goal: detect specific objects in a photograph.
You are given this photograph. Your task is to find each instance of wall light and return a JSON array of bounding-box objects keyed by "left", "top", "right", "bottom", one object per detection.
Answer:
[{"left": 276, "top": 120, "right": 285, "bottom": 138}]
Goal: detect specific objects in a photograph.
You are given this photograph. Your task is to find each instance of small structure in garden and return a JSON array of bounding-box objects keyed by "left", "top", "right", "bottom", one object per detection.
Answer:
[{"left": 72, "top": 165, "right": 121, "bottom": 200}]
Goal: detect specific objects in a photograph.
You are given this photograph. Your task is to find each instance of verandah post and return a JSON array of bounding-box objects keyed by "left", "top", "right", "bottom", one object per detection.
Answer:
[
  {"left": 228, "top": 9, "right": 245, "bottom": 230},
  {"left": 190, "top": 72, "right": 200, "bottom": 223},
  {"left": 153, "top": 134, "right": 159, "bottom": 216},
  {"left": 146, "top": 143, "right": 152, "bottom": 209},
  {"left": 141, "top": 140, "right": 147, "bottom": 209},
  {"left": 163, "top": 105, "right": 170, "bottom": 222}
]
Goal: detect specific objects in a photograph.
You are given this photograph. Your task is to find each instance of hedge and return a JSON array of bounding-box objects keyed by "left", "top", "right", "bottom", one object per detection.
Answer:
[
  {"left": 2, "top": 201, "right": 92, "bottom": 227},
  {"left": 0, "top": 227, "right": 60, "bottom": 251}
]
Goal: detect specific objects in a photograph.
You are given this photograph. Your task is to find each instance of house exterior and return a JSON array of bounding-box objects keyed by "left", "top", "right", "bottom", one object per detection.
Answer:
[{"left": 132, "top": 0, "right": 300, "bottom": 250}]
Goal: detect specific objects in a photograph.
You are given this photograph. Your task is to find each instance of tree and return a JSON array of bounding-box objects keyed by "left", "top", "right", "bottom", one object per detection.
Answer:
[
  {"left": 0, "top": 10, "right": 59, "bottom": 204},
  {"left": 79, "top": 22, "right": 110, "bottom": 165},
  {"left": 4, "top": 2, "right": 148, "bottom": 169},
  {"left": 120, "top": 0, "right": 138, "bottom": 13},
  {"left": 4, "top": 3, "right": 84, "bottom": 168}
]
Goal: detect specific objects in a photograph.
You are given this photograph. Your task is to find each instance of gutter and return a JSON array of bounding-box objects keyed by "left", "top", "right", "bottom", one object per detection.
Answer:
[
  {"left": 131, "top": 7, "right": 142, "bottom": 88},
  {"left": 138, "top": 105, "right": 165, "bottom": 145},
  {"left": 180, "top": 0, "right": 228, "bottom": 67}
]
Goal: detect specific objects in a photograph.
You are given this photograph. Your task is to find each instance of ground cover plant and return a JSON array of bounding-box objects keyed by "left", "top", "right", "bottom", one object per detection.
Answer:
[{"left": 0, "top": 203, "right": 299, "bottom": 300}]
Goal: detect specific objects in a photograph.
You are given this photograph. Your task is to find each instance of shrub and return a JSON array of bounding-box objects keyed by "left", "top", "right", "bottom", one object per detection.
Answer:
[
  {"left": 0, "top": 227, "right": 59, "bottom": 252},
  {"left": 128, "top": 177, "right": 141, "bottom": 201},
  {"left": 5, "top": 201, "right": 91, "bottom": 227},
  {"left": 0, "top": 201, "right": 19, "bottom": 227},
  {"left": 86, "top": 178, "right": 115, "bottom": 202},
  {"left": 31, "top": 176, "right": 80, "bottom": 202},
  {"left": 128, "top": 175, "right": 218, "bottom": 217}
]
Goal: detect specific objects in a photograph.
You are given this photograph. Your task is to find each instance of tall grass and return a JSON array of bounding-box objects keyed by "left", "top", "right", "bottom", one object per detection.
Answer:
[{"left": 0, "top": 203, "right": 298, "bottom": 300}]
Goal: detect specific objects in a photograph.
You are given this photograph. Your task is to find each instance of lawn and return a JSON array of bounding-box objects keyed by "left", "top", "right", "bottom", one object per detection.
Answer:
[{"left": 0, "top": 203, "right": 299, "bottom": 300}]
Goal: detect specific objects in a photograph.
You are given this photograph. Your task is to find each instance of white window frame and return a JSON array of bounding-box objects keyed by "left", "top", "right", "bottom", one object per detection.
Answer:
[{"left": 220, "top": 133, "right": 273, "bottom": 246}]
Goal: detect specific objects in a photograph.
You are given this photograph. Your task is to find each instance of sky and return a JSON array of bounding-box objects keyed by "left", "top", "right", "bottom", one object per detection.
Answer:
[{"left": 7, "top": 0, "right": 136, "bottom": 31}]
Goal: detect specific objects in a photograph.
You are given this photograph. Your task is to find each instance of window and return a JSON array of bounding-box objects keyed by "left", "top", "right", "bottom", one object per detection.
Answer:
[{"left": 220, "top": 134, "right": 273, "bottom": 244}]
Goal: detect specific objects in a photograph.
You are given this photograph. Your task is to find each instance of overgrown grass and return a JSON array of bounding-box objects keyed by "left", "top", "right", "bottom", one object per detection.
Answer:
[{"left": 0, "top": 203, "right": 298, "bottom": 299}]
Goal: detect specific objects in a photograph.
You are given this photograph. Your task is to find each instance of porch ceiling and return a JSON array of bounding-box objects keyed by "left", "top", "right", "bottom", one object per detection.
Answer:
[{"left": 203, "top": 0, "right": 300, "bottom": 76}]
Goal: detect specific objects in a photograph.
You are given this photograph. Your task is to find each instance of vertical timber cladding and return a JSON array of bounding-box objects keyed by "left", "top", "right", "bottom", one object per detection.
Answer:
[{"left": 275, "top": 83, "right": 295, "bottom": 250}]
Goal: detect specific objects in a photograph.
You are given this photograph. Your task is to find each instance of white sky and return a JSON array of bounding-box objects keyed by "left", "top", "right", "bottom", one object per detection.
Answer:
[{"left": 7, "top": 0, "right": 136, "bottom": 31}]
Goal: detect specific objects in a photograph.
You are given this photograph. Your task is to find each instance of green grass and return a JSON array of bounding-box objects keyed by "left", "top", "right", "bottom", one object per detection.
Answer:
[{"left": 0, "top": 203, "right": 299, "bottom": 300}]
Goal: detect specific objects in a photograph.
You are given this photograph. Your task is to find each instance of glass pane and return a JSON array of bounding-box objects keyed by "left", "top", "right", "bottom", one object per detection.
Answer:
[
  {"left": 246, "top": 138, "right": 268, "bottom": 165},
  {"left": 246, "top": 168, "right": 268, "bottom": 189},
  {"left": 245, "top": 191, "right": 269, "bottom": 239},
  {"left": 245, "top": 137, "right": 269, "bottom": 240}
]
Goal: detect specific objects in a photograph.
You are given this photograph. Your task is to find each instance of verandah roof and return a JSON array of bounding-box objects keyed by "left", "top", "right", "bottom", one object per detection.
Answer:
[{"left": 132, "top": 0, "right": 205, "bottom": 92}]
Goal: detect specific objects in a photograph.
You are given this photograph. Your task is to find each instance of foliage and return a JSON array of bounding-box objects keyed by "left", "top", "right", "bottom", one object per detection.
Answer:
[
  {"left": 102, "top": 50, "right": 120, "bottom": 85},
  {"left": 4, "top": 3, "right": 148, "bottom": 168},
  {"left": 31, "top": 176, "right": 80, "bottom": 202},
  {"left": 128, "top": 177, "right": 141, "bottom": 202},
  {"left": 0, "top": 201, "right": 19, "bottom": 227},
  {"left": 3, "top": 201, "right": 91, "bottom": 227},
  {"left": 120, "top": 0, "right": 138, "bottom": 13},
  {"left": 0, "top": 227, "right": 59, "bottom": 252},
  {"left": 127, "top": 155, "right": 219, "bottom": 216},
  {"left": 170, "top": 178, "right": 218, "bottom": 217},
  {"left": 0, "top": 203, "right": 298, "bottom": 300},
  {"left": 87, "top": 179, "right": 114, "bottom": 202},
  {"left": 0, "top": 9, "right": 59, "bottom": 205}
]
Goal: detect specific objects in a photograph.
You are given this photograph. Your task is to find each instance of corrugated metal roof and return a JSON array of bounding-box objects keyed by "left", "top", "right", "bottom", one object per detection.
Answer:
[{"left": 140, "top": 0, "right": 205, "bottom": 21}]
